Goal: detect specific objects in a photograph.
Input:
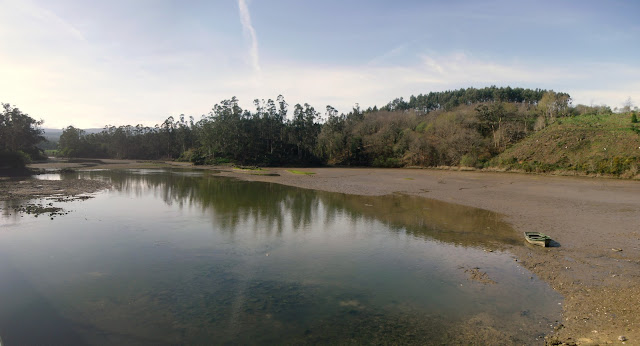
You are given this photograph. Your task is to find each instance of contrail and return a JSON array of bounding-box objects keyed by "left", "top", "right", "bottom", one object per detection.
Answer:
[{"left": 238, "top": 0, "right": 260, "bottom": 73}]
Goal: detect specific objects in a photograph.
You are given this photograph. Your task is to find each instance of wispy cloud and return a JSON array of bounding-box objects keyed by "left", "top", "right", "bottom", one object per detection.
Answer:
[
  {"left": 367, "top": 43, "right": 409, "bottom": 66},
  {"left": 238, "top": 0, "right": 260, "bottom": 73},
  {"left": 3, "top": 0, "right": 86, "bottom": 42}
]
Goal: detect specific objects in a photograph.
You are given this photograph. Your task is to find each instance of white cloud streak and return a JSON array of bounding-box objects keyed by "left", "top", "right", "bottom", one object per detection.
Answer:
[{"left": 238, "top": 0, "right": 260, "bottom": 73}]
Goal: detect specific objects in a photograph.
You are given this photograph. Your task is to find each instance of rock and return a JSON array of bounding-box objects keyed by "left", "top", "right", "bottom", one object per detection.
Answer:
[{"left": 618, "top": 335, "right": 627, "bottom": 341}]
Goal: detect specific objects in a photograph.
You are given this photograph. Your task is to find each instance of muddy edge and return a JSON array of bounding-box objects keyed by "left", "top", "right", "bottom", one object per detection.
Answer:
[{"left": 221, "top": 166, "right": 640, "bottom": 345}]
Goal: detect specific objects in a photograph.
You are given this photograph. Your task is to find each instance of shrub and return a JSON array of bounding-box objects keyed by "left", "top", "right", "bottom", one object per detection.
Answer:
[
  {"left": 459, "top": 154, "right": 479, "bottom": 168},
  {"left": 177, "top": 148, "right": 204, "bottom": 164},
  {"left": 0, "top": 150, "right": 30, "bottom": 169},
  {"left": 204, "top": 157, "right": 231, "bottom": 165},
  {"left": 0, "top": 150, "right": 36, "bottom": 176},
  {"left": 372, "top": 157, "right": 403, "bottom": 168}
]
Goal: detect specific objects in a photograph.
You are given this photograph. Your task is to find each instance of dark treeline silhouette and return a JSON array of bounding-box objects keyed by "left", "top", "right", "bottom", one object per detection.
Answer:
[
  {"left": 55, "top": 86, "right": 607, "bottom": 167},
  {"left": 0, "top": 103, "right": 45, "bottom": 172}
]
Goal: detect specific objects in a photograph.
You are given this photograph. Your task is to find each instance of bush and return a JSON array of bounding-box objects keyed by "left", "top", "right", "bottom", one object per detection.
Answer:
[
  {"left": 595, "top": 156, "right": 637, "bottom": 175},
  {"left": 177, "top": 148, "right": 204, "bottom": 164},
  {"left": 415, "top": 121, "right": 428, "bottom": 132},
  {"left": 204, "top": 157, "right": 231, "bottom": 165},
  {"left": 459, "top": 154, "right": 478, "bottom": 168},
  {"left": 632, "top": 112, "right": 638, "bottom": 124},
  {"left": 0, "top": 150, "right": 30, "bottom": 169},
  {"left": 372, "top": 157, "right": 403, "bottom": 168},
  {"left": 0, "top": 150, "right": 36, "bottom": 176}
]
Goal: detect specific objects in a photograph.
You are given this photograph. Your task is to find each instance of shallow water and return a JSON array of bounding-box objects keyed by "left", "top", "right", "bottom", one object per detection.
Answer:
[{"left": 0, "top": 169, "right": 561, "bottom": 344}]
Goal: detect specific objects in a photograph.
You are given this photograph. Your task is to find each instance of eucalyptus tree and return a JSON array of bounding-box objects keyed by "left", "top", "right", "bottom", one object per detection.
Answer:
[
  {"left": 289, "top": 103, "right": 320, "bottom": 162},
  {"left": 316, "top": 105, "right": 346, "bottom": 163},
  {"left": 58, "top": 126, "right": 85, "bottom": 157},
  {"left": 253, "top": 98, "right": 285, "bottom": 163},
  {"left": 0, "top": 103, "right": 45, "bottom": 161}
]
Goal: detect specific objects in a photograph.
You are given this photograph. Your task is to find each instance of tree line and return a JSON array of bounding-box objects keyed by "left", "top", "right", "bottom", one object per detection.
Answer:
[
  {"left": 3, "top": 86, "right": 621, "bottom": 172},
  {"left": 380, "top": 86, "right": 564, "bottom": 113},
  {"left": 58, "top": 95, "right": 322, "bottom": 165},
  {"left": 56, "top": 86, "right": 593, "bottom": 168}
]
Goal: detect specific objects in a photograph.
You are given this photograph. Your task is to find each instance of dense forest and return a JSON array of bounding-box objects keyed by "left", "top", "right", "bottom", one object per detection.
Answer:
[
  {"left": 54, "top": 86, "right": 602, "bottom": 168},
  {"left": 4, "top": 86, "right": 636, "bottom": 175}
]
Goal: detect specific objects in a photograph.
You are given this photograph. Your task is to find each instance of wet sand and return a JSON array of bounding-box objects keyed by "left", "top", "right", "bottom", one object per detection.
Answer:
[{"left": 17, "top": 159, "right": 640, "bottom": 344}]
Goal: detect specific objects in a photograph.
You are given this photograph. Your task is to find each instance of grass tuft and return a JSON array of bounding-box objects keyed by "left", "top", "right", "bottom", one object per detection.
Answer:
[
  {"left": 286, "top": 170, "right": 315, "bottom": 175},
  {"left": 234, "top": 166, "right": 264, "bottom": 171}
]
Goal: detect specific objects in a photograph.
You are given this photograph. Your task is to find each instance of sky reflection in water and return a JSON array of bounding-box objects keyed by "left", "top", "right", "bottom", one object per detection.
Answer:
[{"left": 0, "top": 169, "right": 561, "bottom": 344}]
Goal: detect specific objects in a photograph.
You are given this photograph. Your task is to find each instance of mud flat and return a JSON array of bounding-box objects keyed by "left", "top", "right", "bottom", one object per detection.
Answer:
[
  {"left": 0, "top": 178, "right": 111, "bottom": 201},
  {"left": 219, "top": 167, "right": 640, "bottom": 345}
]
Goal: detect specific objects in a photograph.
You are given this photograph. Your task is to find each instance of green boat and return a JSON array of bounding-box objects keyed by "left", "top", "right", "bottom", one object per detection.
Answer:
[{"left": 524, "top": 232, "right": 551, "bottom": 247}]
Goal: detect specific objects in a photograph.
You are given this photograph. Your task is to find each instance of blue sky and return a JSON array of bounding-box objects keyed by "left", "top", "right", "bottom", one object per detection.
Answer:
[{"left": 1, "top": 0, "right": 639, "bottom": 128}]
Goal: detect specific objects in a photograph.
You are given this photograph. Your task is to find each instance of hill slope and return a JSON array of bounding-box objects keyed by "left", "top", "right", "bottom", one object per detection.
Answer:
[{"left": 491, "top": 113, "right": 640, "bottom": 178}]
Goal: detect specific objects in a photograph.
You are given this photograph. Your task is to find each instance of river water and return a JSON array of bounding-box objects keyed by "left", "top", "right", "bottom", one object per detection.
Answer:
[{"left": 0, "top": 169, "right": 561, "bottom": 344}]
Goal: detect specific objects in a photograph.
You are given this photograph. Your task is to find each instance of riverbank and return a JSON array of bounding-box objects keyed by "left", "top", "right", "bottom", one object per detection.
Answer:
[{"left": 15, "top": 159, "right": 640, "bottom": 344}]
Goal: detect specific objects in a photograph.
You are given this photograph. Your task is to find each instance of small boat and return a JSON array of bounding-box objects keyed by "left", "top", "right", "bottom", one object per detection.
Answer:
[{"left": 524, "top": 232, "right": 551, "bottom": 247}]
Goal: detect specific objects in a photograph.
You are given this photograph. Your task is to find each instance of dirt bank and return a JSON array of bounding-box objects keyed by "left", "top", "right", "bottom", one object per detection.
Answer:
[{"left": 15, "top": 159, "right": 640, "bottom": 344}]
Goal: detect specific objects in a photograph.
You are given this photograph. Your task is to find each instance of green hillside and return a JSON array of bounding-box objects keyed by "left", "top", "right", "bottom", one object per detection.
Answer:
[{"left": 490, "top": 112, "right": 640, "bottom": 178}]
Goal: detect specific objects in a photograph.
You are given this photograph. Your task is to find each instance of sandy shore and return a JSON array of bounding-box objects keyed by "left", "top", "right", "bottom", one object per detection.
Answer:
[{"left": 16, "top": 159, "right": 640, "bottom": 344}]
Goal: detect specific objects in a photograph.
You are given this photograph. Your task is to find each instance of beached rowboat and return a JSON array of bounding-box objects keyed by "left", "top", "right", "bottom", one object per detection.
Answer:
[{"left": 524, "top": 232, "right": 551, "bottom": 247}]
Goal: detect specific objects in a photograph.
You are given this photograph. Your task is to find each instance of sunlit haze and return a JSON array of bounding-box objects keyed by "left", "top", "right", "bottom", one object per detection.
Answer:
[{"left": 1, "top": 0, "right": 639, "bottom": 128}]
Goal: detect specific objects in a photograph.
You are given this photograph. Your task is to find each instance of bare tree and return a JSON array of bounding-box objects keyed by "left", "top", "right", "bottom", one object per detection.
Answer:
[{"left": 622, "top": 97, "right": 634, "bottom": 113}]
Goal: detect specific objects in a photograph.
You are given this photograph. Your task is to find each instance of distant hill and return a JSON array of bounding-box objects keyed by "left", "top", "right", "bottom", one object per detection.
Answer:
[
  {"left": 41, "top": 128, "right": 104, "bottom": 142},
  {"left": 490, "top": 113, "right": 640, "bottom": 177}
]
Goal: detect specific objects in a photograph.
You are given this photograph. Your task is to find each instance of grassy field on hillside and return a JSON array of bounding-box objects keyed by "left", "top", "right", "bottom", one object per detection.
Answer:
[{"left": 490, "top": 112, "right": 640, "bottom": 177}]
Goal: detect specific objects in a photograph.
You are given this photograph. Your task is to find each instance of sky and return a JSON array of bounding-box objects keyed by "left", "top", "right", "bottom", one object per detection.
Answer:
[{"left": 1, "top": 0, "right": 639, "bottom": 129}]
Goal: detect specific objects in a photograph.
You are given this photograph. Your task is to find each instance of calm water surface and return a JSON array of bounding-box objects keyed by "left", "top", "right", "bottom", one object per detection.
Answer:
[{"left": 0, "top": 169, "right": 561, "bottom": 344}]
